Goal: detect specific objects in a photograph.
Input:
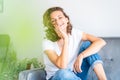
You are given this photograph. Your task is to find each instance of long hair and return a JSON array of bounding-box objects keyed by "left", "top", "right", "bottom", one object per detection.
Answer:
[{"left": 43, "top": 7, "right": 72, "bottom": 42}]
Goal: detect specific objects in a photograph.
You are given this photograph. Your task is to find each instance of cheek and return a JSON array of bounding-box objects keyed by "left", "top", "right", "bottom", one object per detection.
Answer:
[
  {"left": 50, "top": 21, "right": 56, "bottom": 28},
  {"left": 53, "top": 24, "right": 58, "bottom": 28},
  {"left": 53, "top": 25, "right": 58, "bottom": 30}
]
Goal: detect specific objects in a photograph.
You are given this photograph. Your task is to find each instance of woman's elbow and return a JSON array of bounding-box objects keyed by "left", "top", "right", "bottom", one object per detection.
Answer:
[
  {"left": 100, "top": 38, "right": 107, "bottom": 47},
  {"left": 57, "top": 63, "right": 67, "bottom": 69}
]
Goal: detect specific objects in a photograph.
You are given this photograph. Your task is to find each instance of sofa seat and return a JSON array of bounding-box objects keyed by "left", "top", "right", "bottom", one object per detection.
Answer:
[{"left": 19, "top": 37, "right": 120, "bottom": 80}]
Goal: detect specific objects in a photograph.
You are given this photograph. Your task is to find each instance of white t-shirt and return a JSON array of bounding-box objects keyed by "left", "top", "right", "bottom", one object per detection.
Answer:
[{"left": 42, "top": 28, "right": 83, "bottom": 80}]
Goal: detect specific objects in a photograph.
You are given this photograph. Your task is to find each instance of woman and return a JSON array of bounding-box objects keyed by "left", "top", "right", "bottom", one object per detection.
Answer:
[{"left": 42, "top": 6, "right": 107, "bottom": 80}]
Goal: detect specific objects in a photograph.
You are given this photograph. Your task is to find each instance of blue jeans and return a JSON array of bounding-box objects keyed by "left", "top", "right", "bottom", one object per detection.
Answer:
[{"left": 49, "top": 41, "right": 103, "bottom": 80}]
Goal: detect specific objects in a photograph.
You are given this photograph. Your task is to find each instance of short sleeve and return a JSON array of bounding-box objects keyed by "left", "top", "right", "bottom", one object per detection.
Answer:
[{"left": 42, "top": 39, "right": 54, "bottom": 51}]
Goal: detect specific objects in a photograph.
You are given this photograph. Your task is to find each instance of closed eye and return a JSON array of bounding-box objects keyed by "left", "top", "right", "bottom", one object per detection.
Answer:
[
  {"left": 58, "top": 16, "right": 63, "bottom": 19},
  {"left": 51, "top": 19, "right": 56, "bottom": 24}
]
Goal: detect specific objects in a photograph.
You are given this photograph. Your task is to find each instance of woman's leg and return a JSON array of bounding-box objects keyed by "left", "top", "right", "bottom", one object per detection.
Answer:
[
  {"left": 76, "top": 41, "right": 106, "bottom": 80},
  {"left": 93, "top": 63, "right": 107, "bottom": 80},
  {"left": 50, "top": 69, "right": 81, "bottom": 80}
]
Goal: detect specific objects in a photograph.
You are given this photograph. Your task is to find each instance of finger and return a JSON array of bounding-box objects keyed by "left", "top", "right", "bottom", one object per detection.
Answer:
[
  {"left": 73, "top": 67, "right": 77, "bottom": 74},
  {"left": 76, "top": 64, "right": 81, "bottom": 72},
  {"left": 75, "top": 62, "right": 82, "bottom": 73},
  {"left": 76, "top": 63, "right": 82, "bottom": 73},
  {"left": 74, "top": 62, "right": 80, "bottom": 73},
  {"left": 79, "top": 67, "right": 82, "bottom": 73},
  {"left": 73, "top": 62, "right": 77, "bottom": 72},
  {"left": 78, "top": 61, "right": 82, "bottom": 72}
]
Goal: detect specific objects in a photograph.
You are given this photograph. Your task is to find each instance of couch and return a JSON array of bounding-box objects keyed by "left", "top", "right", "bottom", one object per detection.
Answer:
[{"left": 19, "top": 37, "right": 120, "bottom": 80}]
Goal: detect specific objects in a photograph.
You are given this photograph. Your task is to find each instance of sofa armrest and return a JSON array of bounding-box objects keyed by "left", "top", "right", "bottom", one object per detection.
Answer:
[{"left": 19, "top": 68, "right": 46, "bottom": 80}]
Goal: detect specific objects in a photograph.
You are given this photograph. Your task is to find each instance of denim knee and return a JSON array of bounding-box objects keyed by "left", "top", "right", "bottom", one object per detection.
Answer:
[
  {"left": 79, "top": 41, "right": 103, "bottom": 66},
  {"left": 55, "top": 69, "right": 71, "bottom": 78},
  {"left": 51, "top": 69, "right": 81, "bottom": 80},
  {"left": 80, "top": 41, "right": 103, "bottom": 68},
  {"left": 79, "top": 40, "right": 91, "bottom": 53},
  {"left": 77, "top": 41, "right": 103, "bottom": 80},
  {"left": 86, "top": 53, "right": 103, "bottom": 69}
]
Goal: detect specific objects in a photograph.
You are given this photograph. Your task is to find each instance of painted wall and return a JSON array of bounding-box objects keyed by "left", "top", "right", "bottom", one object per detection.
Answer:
[
  {"left": 0, "top": 0, "right": 120, "bottom": 60},
  {"left": 0, "top": 0, "right": 45, "bottom": 60},
  {"left": 41, "top": 0, "right": 120, "bottom": 37}
]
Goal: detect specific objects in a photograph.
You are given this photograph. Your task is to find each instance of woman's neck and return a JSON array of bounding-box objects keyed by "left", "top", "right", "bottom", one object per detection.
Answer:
[{"left": 57, "top": 38, "right": 64, "bottom": 44}]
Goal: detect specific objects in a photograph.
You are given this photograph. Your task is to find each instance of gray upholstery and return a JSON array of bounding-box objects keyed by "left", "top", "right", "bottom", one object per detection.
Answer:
[
  {"left": 88, "top": 38, "right": 120, "bottom": 80},
  {"left": 19, "top": 68, "right": 46, "bottom": 80},
  {"left": 19, "top": 38, "right": 120, "bottom": 80}
]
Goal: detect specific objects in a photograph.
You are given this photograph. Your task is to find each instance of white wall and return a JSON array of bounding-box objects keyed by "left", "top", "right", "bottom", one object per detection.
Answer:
[
  {"left": 41, "top": 0, "right": 120, "bottom": 37},
  {"left": 0, "top": 0, "right": 120, "bottom": 60},
  {"left": 0, "top": 0, "right": 44, "bottom": 60}
]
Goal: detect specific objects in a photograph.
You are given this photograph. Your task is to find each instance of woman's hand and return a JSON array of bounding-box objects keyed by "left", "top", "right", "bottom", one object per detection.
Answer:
[
  {"left": 73, "top": 54, "right": 84, "bottom": 73},
  {"left": 55, "top": 27, "right": 68, "bottom": 40}
]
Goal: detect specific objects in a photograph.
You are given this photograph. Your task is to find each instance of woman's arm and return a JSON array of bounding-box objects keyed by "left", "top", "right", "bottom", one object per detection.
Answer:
[
  {"left": 44, "top": 27, "right": 69, "bottom": 69},
  {"left": 79, "top": 32, "right": 106, "bottom": 58},
  {"left": 44, "top": 38, "right": 69, "bottom": 69},
  {"left": 73, "top": 32, "right": 106, "bottom": 73}
]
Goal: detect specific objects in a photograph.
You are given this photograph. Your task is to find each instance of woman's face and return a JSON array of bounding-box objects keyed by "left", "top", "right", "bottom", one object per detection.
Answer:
[{"left": 50, "top": 11, "right": 68, "bottom": 31}]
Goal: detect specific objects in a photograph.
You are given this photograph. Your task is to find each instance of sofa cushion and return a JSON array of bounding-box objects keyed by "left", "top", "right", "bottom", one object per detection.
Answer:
[{"left": 88, "top": 38, "right": 120, "bottom": 80}]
